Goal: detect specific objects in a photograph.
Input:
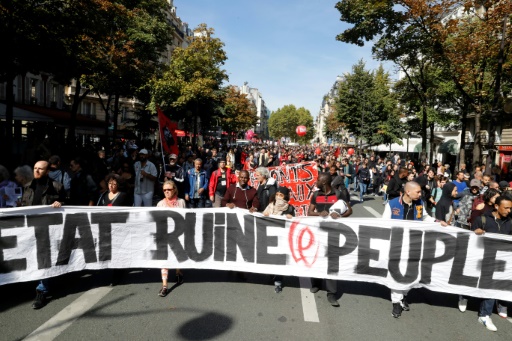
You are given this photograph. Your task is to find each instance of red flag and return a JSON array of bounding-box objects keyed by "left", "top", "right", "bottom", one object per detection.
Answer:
[
  {"left": 158, "top": 108, "right": 179, "bottom": 155},
  {"left": 334, "top": 147, "right": 341, "bottom": 158}
]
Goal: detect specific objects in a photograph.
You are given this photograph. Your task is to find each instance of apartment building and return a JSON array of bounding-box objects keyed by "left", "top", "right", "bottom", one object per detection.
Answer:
[
  {"left": 0, "top": 0, "right": 193, "bottom": 145},
  {"left": 239, "top": 82, "right": 270, "bottom": 140}
]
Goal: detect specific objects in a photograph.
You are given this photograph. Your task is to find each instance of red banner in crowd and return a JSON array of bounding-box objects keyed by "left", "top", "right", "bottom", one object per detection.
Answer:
[
  {"left": 249, "top": 162, "right": 318, "bottom": 216},
  {"left": 157, "top": 108, "right": 179, "bottom": 155}
]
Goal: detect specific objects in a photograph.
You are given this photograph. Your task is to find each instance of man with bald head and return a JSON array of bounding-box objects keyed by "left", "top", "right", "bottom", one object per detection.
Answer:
[
  {"left": 21, "top": 160, "right": 65, "bottom": 309},
  {"left": 21, "top": 160, "right": 64, "bottom": 207},
  {"left": 383, "top": 181, "right": 445, "bottom": 318}
]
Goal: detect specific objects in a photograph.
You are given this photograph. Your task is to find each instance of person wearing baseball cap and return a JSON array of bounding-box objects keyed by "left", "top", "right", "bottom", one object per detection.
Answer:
[
  {"left": 470, "top": 179, "right": 481, "bottom": 189},
  {"left": 134, "top": 148, "right": 157, "bottom": 206}
]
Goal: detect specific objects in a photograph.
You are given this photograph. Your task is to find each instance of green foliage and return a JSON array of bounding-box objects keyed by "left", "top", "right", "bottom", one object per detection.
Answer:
[
  {"left": 335, "top": 60, "right": 403, "bottom": 146},
  {"left": 150, "top": 24, "right": 228, "bottom": 138},
  {"left": 335, "top": 0, "right": 512, "bottom": 162},
  {"left": 268, "top": 105, "right": 315, "bottom": 144},
  {"left": 221, "top": 86, "right": 258, "bottom": 134}
]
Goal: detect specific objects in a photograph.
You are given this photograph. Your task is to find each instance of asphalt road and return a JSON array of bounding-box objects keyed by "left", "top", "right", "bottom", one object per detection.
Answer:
[{"left": 1, "top": 192, "right": 511, "bottom": 340}]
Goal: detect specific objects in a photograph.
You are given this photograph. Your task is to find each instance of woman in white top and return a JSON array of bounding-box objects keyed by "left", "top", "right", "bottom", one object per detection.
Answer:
[{"left": 156, "top": 180, "right": 186, "bottom": 297}]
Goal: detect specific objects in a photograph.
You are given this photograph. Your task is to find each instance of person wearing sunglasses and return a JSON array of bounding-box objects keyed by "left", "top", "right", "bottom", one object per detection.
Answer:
[{"left": 156, "top": 180, "right": 186, "bottom": 297}]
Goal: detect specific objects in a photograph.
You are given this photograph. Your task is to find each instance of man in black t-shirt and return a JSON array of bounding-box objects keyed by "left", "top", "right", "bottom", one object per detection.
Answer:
[{"left": 308, "top": 173, "right": 352, "bottom": 307}]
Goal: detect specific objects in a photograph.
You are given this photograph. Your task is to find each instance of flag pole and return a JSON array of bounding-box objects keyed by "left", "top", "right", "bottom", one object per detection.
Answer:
[{"left": 157, "top": 107, "right": 167, "bottom": 176}]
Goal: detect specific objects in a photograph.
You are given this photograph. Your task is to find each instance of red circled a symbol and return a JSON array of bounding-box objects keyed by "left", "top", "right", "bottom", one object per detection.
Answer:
[{"left": 289, "top": 220, "right": 319, "bottom": 268}]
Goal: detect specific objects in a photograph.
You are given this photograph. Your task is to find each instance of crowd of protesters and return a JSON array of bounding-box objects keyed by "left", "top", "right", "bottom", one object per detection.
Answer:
[{"left": 1, "top": 138, "right": 512, "bottom": 332}]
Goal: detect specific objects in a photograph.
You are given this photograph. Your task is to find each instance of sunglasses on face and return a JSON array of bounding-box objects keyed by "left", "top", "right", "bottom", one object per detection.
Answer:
[{"left": 163, "top": 188, "right": 175, "bottom": 192}]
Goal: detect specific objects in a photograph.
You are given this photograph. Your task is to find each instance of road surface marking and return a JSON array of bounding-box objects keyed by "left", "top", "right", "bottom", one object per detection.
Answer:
[
  {"left": 299, "top": 277, "right": 320, "bottom": 323},
  {"left": 24, "top": 286, "right": 113, "bottom": 341},
  {"left": 363, "top": 206, "right": 381, "bottom": 218}
]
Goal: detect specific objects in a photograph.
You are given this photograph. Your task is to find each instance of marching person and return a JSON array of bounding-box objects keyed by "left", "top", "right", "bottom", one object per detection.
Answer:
[
  {"left": 356, "top": 162, "right": 371, "bottom": 202},
  {"left": 208, "top": 157, "right": 236, "bottom": 207},
  {"left": 97, "top": 174, "right": 132, "bottom": 207},
  {"left": 254, "top": 167, "right": 277, "bottom": 212},
  {"left": 156, "top": 180, "right": 187, "bottom": 297},
  {"left": 434, "top": 182, "right": 458, "bottom": 226},
  {"left": 163, "top": 154, "right": 185, "bottom": 199},
  {"left": 262, "top": 186, "right": 295, "bottom": 293},
  {"left": 383, "top": 181, "right": 445, "bottom": 318},
  {"left": 97, "top": 174, "right": 132, "bottom": 285},
  {"left": 308, "top": 172, "right": 352, "bottom": 307},
  {"left": 386, "top": 167, "right": 409, "bottom": 201},
  {"left": 471, "top": 196, "right": 512, "bottom": 332},
  {"left": 221, "top": 170, "right": 259, "bottom": 211},
  {"left": 133, "top": 149, "right": 158, "bottom": 207},
  {"left": 221, "top": 170, "right": 259, "bottom": 281},
  {"left": 21, "top": 160, "right": 65, "bottom": 309},
  {"left": 69, "top": 156, "right": 98, "bottom": 206},
  {"left": 185, "top": 158, "right": 209, "bottom": 208}
]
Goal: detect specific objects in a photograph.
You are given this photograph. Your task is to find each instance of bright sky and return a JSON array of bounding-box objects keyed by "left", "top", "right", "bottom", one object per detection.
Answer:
[{"left": 176, "top": 0, "right": 395, "bottom": 117}]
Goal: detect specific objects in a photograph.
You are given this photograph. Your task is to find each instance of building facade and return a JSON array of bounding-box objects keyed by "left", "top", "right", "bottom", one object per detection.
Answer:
[
  {"left": 314, "top": 76, "right": 349, "bottom": 145},
  {"left": 0, "top": 0, "right": 193, "bottom": 148},
  {"left": 239, "top": 82, "right": 269, "bottom": 140}
]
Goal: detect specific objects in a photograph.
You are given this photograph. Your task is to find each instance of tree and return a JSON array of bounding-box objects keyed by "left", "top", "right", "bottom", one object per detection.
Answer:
[
  {"left": 335, "top": 60, "right": 402, "bottom": 149},
  {"left": 85, "top": 0, "right": 172, "bottom": 148},
  {"left": 335, "top": 0, "right": 512, "bottom": 164},
  {"left": 370, "top": 65, "right": 404, "bottom": 146},
  {"left": 268, "top": 105, "right": 314, "bottom": 144},
  {"left": 221, "top": 86, "right": 258, "bottom": 140},
  {"left": 393, "top": 59, "right": 460, "bottom": 162},
  {"left": 335, "top": 60, "right": 374, "bottom": 148},
  {"left": 150, "top": 24, "right": 228, "bottom": 145},
  {"left": 324, "top": 110, "right": 345, "bottom": 142}
]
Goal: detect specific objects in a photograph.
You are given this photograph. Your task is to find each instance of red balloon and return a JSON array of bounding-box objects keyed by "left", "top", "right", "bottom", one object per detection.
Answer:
[
  {"left": 315, "top": 147, "right": 322, "bottom": 155},
  {"left": 296, "top": 125, "right": 307, "bottom": 136},
  {"left": 347, "top": 148, "right": 355, "bottom": 155}
]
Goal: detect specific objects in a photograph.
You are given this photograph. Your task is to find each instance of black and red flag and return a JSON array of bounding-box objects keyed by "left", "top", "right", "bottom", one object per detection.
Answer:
[{"left": 157, "top": 107, "right": 179, "bottom": 155}]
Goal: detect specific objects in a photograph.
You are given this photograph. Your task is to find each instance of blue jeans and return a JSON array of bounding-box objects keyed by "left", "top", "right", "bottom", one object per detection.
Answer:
[
  {"left": 479, "top": 298, "right": 495, "bottom": 316},
  {"left": 188, "top": 197, "right": 206, "bottom": 208},
  {"left": 359, "top": 182, "right": 367, "bottom": 201},
  {"left": 344, "top": 177, "right": 351, "bottom": 191}
]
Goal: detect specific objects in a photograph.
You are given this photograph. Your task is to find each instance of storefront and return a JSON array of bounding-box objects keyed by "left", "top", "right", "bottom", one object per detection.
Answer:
[{"left": 498, "top": 145, "right": 512, "bottom": 174}]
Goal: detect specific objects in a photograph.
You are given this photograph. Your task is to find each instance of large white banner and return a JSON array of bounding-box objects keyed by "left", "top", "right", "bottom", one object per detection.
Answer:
[{"left": 1, "top": 206, "right": 512, "bottom": 301}]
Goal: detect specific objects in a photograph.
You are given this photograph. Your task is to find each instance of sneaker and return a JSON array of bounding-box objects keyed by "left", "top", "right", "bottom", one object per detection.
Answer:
[
  {"left": 176, "top": 273, "right": 184, "bottom": 285},
  {"left": 275, "top": 285, "right": 282, "bottom": 294},
  {"left": 32, "top": 290, "right": 47, "bottom": 309},
  {"left": 478, "top": 316, "right": 497, "bottom": 332},
  {"left": 158, "top": 286, "right": 168, "bottom": 297},
  {"left": 458, "top": 297, "right": 468, "bottom": 313},
  {"left": 310, "top": 286, "right": 320, "bottom": 293},
  {"left": 497, "top": 303, "right": 508, "bottom": 318},
  {"left": 327, "top": 294, "right": 340, "bottom": 307},
  {"left": 401, "top": 296, "right": 410, "bottom": 311},
  {"left": 392, "top": 303, "right": 402, "bottom": 318}
]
